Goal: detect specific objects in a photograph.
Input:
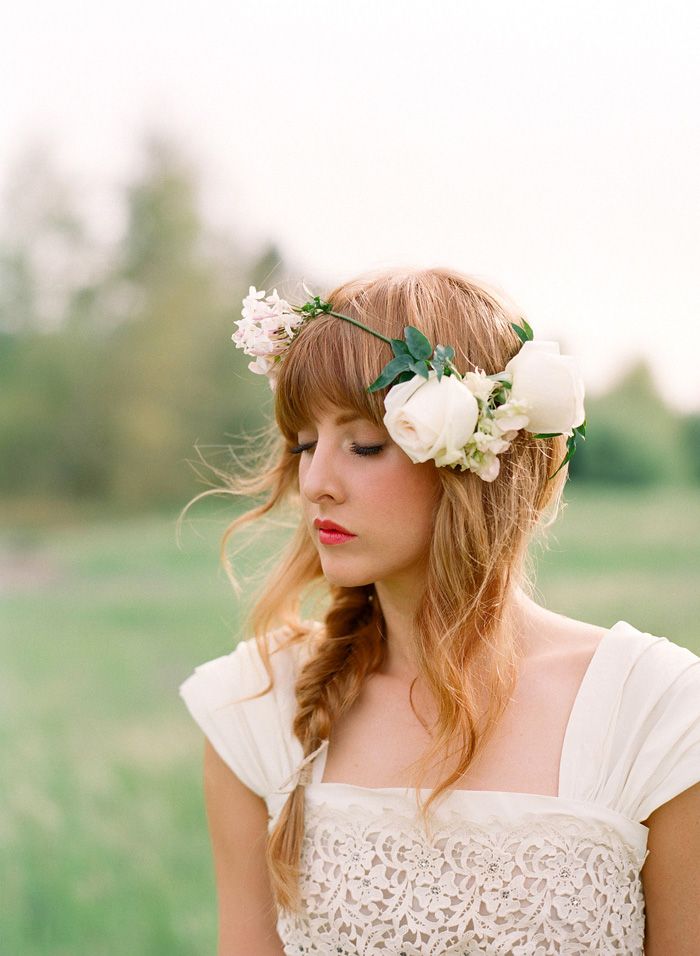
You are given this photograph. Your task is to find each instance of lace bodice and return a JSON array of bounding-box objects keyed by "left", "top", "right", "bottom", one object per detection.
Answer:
[
  {"left": 276, "top": 790, "right": 647, "bottom": 955},
  {"left": 179, "top": 620, "right": 700, "bottom": 956}
]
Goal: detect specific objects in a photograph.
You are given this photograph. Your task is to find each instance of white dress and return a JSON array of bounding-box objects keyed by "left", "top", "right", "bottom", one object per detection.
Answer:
[{"left": 179, "top": 620, "right": 700, "bottom": 955}]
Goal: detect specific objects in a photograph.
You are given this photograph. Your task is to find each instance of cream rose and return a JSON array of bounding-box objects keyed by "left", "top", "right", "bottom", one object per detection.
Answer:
[
  {"left": 383, "top": 371, "right": 479, "bottom": 466},
  {"left": 504, "top": 341, "right": 585, "bottom": 435}
]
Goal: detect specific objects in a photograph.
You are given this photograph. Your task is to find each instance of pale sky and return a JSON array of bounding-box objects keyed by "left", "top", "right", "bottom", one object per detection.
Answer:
[{"left": 2, "top": 0, "right": 699, "bottom": 409}]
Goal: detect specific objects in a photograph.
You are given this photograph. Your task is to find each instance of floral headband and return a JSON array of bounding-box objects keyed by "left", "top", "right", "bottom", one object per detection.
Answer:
[{"left": 232, "top": 285, "right": 586, "bottom": 481}]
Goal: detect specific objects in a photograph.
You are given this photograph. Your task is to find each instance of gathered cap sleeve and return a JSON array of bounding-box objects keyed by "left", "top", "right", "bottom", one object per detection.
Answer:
[
  {"left": 178, "top": 624, "right": 319, "bottom": 798},
  {"left": 619, "top": 632, "right": 700, "bottom": 822},
  {"left": 563, "top": 621, "right": 700, "bottom": 823}
]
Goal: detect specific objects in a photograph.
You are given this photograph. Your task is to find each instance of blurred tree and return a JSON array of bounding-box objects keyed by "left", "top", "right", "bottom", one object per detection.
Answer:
[
  {"left": 680, "top": 414, "right": 700, "bottom": 484},
  {"left": 0, "top": 143, "right": 97, "bottom": 334},
  {"left": 569, "top": 361, "right": 689, "bottom": 485},
  {"left": 96, "top": 135, "right": 291, "bottom": 508},
  {"left": 0, "top": 326, "right": 114, "bottom": 500},
  {"left": 21, "top": 133, "right": 695, "bottom": 512},
  {"left": 0, "top": 135, "right": 294, "bottom": 512},
  {"left": 0, "top": 145, "right": 114, "bottom": 504}
]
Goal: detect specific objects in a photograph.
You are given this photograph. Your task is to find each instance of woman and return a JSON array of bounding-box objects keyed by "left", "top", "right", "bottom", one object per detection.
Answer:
[{"left": 179, "top": 267, "right": 700, "bottom": 955}]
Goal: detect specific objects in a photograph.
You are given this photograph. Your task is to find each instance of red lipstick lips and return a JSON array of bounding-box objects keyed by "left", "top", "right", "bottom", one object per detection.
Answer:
[
  {"left": 314, "top": 518, "right": 354, "bottom": 534},
  {"left": 313, "top": 518, "right": 357, "bottom": 545}
]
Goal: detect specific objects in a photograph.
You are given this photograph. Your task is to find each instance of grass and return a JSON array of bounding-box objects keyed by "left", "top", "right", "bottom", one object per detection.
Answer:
[
  {"left": 531, "top": 486, "right": 700, "bottom": 649},
  {"left": 1, "top": 484, "right": 699, "bottom": 953}
]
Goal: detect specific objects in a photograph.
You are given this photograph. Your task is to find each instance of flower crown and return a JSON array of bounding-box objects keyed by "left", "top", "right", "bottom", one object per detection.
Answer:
[{"left": 232, "top": 284, "right": 586, "bottom": 481}]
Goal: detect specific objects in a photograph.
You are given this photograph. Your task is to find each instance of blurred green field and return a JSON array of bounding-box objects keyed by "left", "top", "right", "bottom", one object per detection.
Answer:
[{"left": 2, "top": 486, "right": 699, "bottom": 955}]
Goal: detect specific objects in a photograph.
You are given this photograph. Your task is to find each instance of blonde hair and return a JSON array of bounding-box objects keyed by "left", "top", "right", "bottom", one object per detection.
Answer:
[{"left": 179, "top": 266, "right": 569, "bottom": 914}]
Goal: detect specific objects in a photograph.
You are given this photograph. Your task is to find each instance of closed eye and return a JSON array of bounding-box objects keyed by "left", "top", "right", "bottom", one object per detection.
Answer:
[{"left": 289, "top": 442, "right": 385, "bottom": 457}]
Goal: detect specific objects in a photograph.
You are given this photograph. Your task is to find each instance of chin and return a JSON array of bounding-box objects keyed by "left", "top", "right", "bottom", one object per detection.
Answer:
[{"left": 319, "top": 562, "right": 376, "bottom": 589}]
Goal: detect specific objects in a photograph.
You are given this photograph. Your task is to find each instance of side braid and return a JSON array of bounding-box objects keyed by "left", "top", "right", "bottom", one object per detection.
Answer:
[{"left": 265, "top": 583, "right": 384, "bottom": 913}]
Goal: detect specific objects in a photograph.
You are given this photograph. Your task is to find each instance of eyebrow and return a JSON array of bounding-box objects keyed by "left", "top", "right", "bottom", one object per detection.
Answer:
[
  {"left": 334, "top": 411, "right": 365, "bottom": 425},
  {"left": 301, "top": 410, "right": 375, "bottom": 429}
]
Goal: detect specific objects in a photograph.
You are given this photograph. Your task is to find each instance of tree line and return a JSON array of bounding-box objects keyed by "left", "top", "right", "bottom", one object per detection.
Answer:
[{"left": 1, "top": 136, "right": 698, "bottom": 518}]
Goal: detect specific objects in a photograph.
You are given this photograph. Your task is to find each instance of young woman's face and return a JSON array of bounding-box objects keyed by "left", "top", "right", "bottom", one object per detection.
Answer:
[{"left": 294, "top": 405, "right": 442, "bottom": 591}]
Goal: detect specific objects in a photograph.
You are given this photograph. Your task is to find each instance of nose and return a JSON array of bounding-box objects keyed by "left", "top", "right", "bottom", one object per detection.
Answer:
[{"left": 299, "top": 437, "right": 346, "bottom": 504}]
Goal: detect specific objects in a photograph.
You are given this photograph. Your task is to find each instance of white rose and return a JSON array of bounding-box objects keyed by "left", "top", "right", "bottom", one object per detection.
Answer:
[
  {"left": 504, "top": 341, "right": 585, "bottom": 435},
  {"left": 383, "top": 371, "right": 479, "bottom": 467}
]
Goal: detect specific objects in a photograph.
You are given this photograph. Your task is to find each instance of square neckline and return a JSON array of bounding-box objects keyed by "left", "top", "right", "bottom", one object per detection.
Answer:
[{"left": 309, "top": 619, "right": 626, "bottom": 800}]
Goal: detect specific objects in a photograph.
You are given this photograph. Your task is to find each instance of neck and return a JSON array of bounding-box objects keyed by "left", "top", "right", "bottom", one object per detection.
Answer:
[
  {"left": 372, "top": 576, "right": 423, "bottom": 680},
  {"left": 373, "top": 580, "right": 534, "bottom": 682}
]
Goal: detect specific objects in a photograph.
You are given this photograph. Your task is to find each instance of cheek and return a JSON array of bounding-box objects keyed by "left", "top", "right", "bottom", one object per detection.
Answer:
[{"left": 372, "top": 458, "right": 440, "bottom": 529}]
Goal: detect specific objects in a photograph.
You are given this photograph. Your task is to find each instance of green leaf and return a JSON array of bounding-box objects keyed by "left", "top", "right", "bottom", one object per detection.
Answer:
[
  {"left": 575, "top": 419, "right": 587, "bottom": 438},
  {"left": 390, "top": 338, "right": 410, "bottom": 357},
  {"left": 409, "top": 360, "right": 430, "bottom": 379},
  {"left": 531, "top": 432, "right": 562, "bottom": 439},
  {"left": 300, "top": 295, "right": 332, "bottom": 316},
  {"left": 548, "top": 438, "right": 577, "bottom": 480},
  {"left": 548, "top": 454, "right": 571, "bottom": 479},
  {"left": 404, "top": 325, "right": 433, "bottom": 360},
  {"left": 511, "top": 319, "right": 534, "bottom": 343},
  {"left": 367, "top": 353, "right": 414, "bottom": 392},
  {"left": 434, "top": 344, "right": 455, "bottom": 362},
  {"left": 432, "top": 345, "right": 457, "bottom": 381}
]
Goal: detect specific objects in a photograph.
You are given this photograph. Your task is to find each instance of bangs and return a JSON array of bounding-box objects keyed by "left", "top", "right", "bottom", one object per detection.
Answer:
[
  {"left": 274, "top": 311, "right": 391, "bottom": 440},
  {"left": 271, "top": 267, "right": 523, "bottom": 446}
]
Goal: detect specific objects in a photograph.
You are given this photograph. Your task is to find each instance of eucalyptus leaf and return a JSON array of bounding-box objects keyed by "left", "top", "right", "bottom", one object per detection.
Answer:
[
  {"left": 390, "top": 338, "right": 410, "bottom": 357},
  {"left": 409, "top": 360, "right": 430, "bottom": 379},
  {"left": 434, "top": 344, "right": 455, "bottom": 361},
  {"left": 404, "top": 325, "right": 433, "bottom": 360},
  {"left": 367, "top": 353, "right": 414, "bottom": 392}
]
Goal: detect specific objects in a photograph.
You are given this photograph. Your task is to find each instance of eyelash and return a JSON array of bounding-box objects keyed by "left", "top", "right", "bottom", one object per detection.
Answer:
[{"left": 289, "top": 441, "right": 385, "bottom": 457}]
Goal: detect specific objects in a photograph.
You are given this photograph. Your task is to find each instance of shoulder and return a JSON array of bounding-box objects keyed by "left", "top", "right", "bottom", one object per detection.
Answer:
[
  {"left": 514, "top": 596, "right": 606, "bottom": 661},
  {"left": 181, "top": 618, "right": 323, "bottom": 699},
  {"left": 534, "top": 603, "right": 700, "bottom": 821},
  {"left": 178, "top": 619, "right": 324, "bottom": 797},
  {"left": 606, "top": 619, "right": 700, "bottom": 701},
  {"left": 602, "top": 620, "right": 700, "bottom": 823},
  {"left": 615, "top": 631, "right": 700, "bottom": 949},
  {"left": 524, "top": 602, "right": 697, "bottom": 685}
]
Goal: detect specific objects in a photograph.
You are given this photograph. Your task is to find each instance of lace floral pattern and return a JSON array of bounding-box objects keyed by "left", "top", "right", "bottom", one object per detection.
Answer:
[{"left": 277, "top": 801, "right": 646, "bottom": 956}]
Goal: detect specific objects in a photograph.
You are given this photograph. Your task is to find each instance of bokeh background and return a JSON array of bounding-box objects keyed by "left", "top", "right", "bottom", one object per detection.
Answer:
[{"left": 2, "top": 1, "right": 700, "bottom": 952}]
